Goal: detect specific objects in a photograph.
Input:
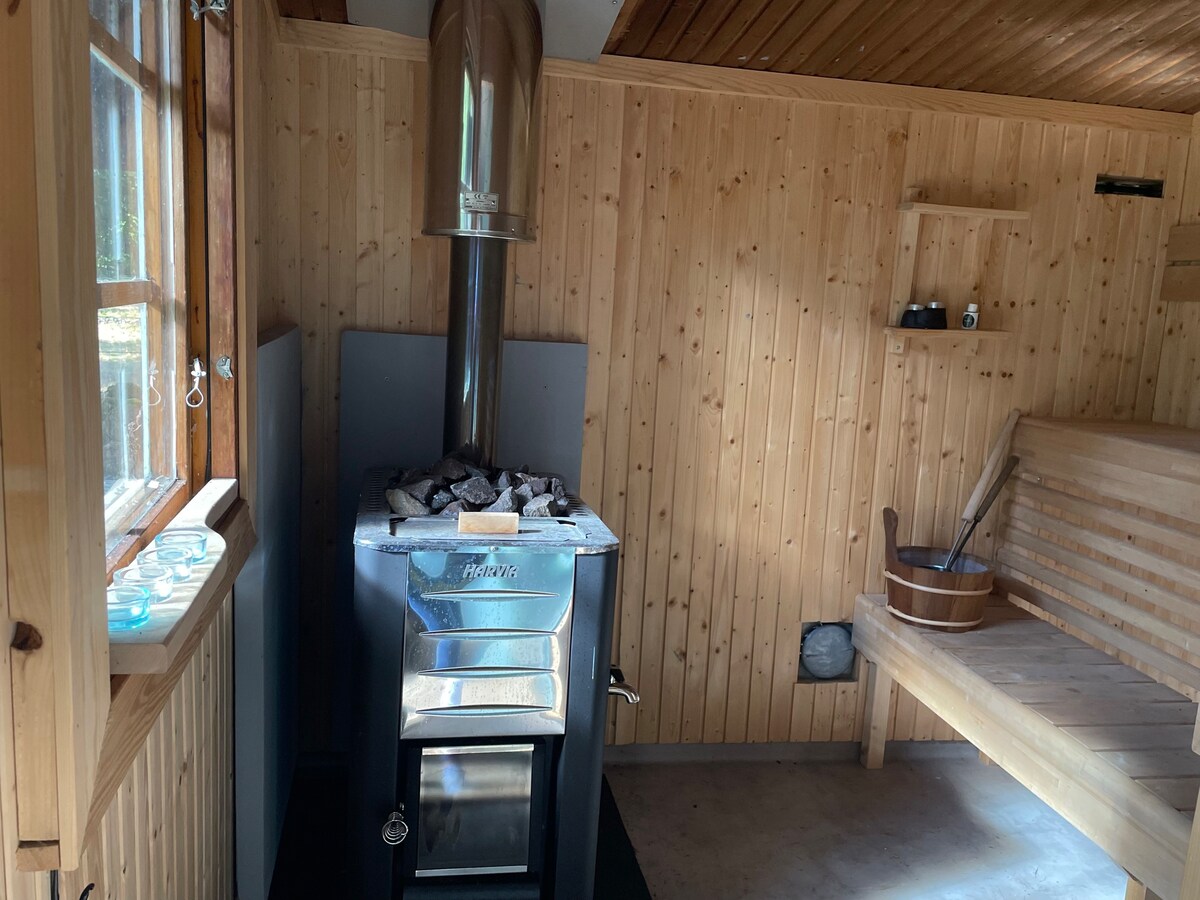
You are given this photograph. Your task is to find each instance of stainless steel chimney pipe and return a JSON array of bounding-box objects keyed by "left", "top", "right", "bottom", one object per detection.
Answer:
[
  {"left": 424, "top": 0, "right": 542, "bottom": 465},
  {"left": 443, "top": 237, "right": 508, "bottom": 463},
  {"left": 424, "top": 0, "right": 542, "bottom": 241}
]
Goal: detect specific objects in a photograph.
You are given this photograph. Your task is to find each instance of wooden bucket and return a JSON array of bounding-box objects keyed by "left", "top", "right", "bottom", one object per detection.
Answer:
[{"left": 882, "top": 508, "right": 994, "bottom": 632}]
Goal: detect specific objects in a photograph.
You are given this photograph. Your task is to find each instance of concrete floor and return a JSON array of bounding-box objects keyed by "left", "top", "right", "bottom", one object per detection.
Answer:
[{"left": 605, "top": 744, "right": 1127, "bottom": 900}]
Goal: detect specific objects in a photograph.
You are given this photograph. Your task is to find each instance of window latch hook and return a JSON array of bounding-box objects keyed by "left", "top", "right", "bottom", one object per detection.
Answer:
[
  {"left": 190, "top": 0, "right": 229, "bottom": 19},
  {"left": 185, "top": 357, "right": 206, "bottom": 409}
]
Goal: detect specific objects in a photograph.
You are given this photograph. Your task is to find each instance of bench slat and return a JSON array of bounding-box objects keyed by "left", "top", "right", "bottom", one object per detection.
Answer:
[
  {"left": 1002, "top": 682, "right": 1184, "bottom": 704},
  {"left": 1024, "top": 701, "right": 1197, "bottom": 727},
  {"left": 1101, "top": 748, "right": 1200, "bottom": 780},
  {"left": 926, "top": 630, "right": 1084, "bottom": 650},
  {"left": 1013, "top": 478, "right": 1200, "bottom": 562},
  {"left": 994, "top": 569, "right": 1200, "bottom": 693},
  {"left": 1004, "top": 509, "right": 1200, "bottom": 627},
  {"left": 1006, "top": 501, "right": 1200, "bottom": 599},
  {"left": 1062, "top": 724, "right": 1198, "bottom": 752},
  {"left": 944, "top": 645, "right": 1124, "bottom": 666},
  {"left": 1139, "top": 778, "right": 1200, "bottom": 814},
  {"left": 997, "top": 552, "right": 1200, "bottom": 659},
  {"left": 972, "top": 662, "right": 1155, "bottom": 685}
]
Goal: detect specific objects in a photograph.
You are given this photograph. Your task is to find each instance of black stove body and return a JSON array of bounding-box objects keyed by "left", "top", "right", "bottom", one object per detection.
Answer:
[{"left": 350, "top": 469, "right": 620, "bottom": 899}]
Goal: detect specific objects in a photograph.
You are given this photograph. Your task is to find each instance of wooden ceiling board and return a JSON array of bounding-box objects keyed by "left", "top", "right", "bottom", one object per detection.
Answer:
[
  {"left": 711, "top": 0, "right": 808, "bottom": 67},
  {"left": 955, "top": 2, "right": 1164, "bottom": 95},
  {"left": 1034, "top": 13, "right": 1200, "bottom": 104},
  {"left": 768, "top": 0, "right": 883, "bottom": 74},
  {"left": 812, "top": 0, "right": 959, "bottom": 79},
  {"left": 643, "top": 0, "right": 708, "bottom": 59},
  {"left": 894, "top": 0, "right": 1081, "bottom": 87},
  {"left": 670, "top": 0, "right": 747, "bottom": 60},
  {"left": 998, "top": 4, "right": 1191, "bottom": 98},
  {"left": 783, "top": 0, "right": 904, "bottom": 76},
  {"left": 736, "top": 0, "right": 841, "bottom": 70},
  {"left": 690, "top": 0, "right": 780, "bottom": 65},
  {"left": 607, "top": 0, "right": 1200, "bottom": 112}
]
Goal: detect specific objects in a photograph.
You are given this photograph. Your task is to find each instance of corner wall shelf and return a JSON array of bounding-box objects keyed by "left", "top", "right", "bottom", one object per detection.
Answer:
[
  {"left": 884, "top": 326, "right": 1013, "bottom": 355},
  {"left": 897, "top": 202, "right": 1030, "bottom": 221}
]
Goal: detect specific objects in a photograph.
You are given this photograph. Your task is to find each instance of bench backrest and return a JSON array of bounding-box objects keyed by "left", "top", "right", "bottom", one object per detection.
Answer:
[{"left": 996, "top": 418, "right": 1200, "bottom": 696}]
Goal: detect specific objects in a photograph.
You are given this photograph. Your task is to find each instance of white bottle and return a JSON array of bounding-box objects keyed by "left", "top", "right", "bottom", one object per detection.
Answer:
[{"left": 962, "top": 303, "right": 979, "bottom": 330}]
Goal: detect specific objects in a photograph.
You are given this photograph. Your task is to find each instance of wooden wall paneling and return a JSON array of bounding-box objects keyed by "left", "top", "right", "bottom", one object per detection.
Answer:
[
  {"left": 578, "top": 82, "right": 625, "bottom": 509},
  {"left": 379, "top": 59, "right": 410, "bottom": 332},
  {"left": 258, "top": 23, "right": 1191, "bottom": 747},
  {"left": 52, "top": 602, "right": 234, "bottom": 900},
  {"left": 616, "top": 86, "right": 673, "bottom": 744},
  {"left": 356, "top": 55, "right": 384, "bottom": 332},
  {"left": 597, "top": 85, "right": 648, "bottom": 743},
  {"left": 742, "top": 99, "right": 803, "bottom": 743},
  {"left": 636, "top": 90, "right": 701, "bottom": 743},
  {"left": 701, "top": 94, "right": 760, "bottom": 744},
  {"left": 678, "top": 92, "right": 738, "bottom": 743}
]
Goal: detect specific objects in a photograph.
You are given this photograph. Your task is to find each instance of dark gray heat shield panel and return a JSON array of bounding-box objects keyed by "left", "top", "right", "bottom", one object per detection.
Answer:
[
  {"left": 234, "top": 325, "right": 301, "bottom": 900},
  {"left": 333, "top": 330, "right": 587, "bottom": 748}
]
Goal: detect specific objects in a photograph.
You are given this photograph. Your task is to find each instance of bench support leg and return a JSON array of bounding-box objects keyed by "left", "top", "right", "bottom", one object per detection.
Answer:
[
  {"left": 860, "top": 660, "right": 893, "bottom": 769},
  {"left": 1181, "top": 781, "right": 1200, "bottom": 900},
  {"left": 1124, "top": 873, "right": 1162, "bottom": 900}
]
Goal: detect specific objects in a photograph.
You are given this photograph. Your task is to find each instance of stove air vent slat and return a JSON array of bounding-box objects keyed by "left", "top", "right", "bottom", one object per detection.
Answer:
[
  {"left": 418, "top": 627, "right": 555, "bottom": 639},
  {"left": 419, "top": 704, "right": 554, "bottom": 717},
  {"left": 417, "top": 666, "right": 555, "bottom": 678}
]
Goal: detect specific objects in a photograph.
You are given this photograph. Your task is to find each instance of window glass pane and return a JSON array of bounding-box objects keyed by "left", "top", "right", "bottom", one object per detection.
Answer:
[
  {"left": 90, "top": 53, "right": 144, "bottom": 283},
  {"left": 90, "top": 0, "right": 141, "bottom": 60},
  {"left": 93, "top": 0, "right": 184, "bottom": 563},
  {"left": 98, "top": 305, "right": 175, "bottom": 553}
]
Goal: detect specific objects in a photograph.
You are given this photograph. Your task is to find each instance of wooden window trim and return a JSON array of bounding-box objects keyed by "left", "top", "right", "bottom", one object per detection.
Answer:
[
  {"left": 94, "top": 0, "right": 243, "bottom": 575},
  {"left": 185, "top": 8, "right": 239, "bottom": 494}
]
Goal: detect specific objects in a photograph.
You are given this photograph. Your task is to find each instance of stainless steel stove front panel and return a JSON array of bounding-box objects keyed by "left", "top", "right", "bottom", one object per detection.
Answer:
[{"left": 400, "top": 550, "right": 574, "bottom": 739}]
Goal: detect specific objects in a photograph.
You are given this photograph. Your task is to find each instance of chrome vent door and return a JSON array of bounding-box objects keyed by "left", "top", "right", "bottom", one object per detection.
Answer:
[{"left": 400, "top": 551, "right": 574, "bottom": 739}]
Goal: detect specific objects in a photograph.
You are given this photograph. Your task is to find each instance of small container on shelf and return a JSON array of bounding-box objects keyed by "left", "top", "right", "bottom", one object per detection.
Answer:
[
  {"left": 156, "top": 528, "right": 208, "bottom": 562},
  {"left": 107, "top": 584, "right": 151, "bottom": 631},
  {"left": 137, "top": 546, "right": 194, "bottom": 582},
  {"left": 899, "top": 303, "right": 924, "bottom": 328},
  {"left": 962, "top": 303, "right": 980, "bottom": 330},
  {"left": 115, "top": 562, "right": 174, "bottom": 604},
  {"left": 924, "top": 301, "right": 948, "bottom": 329}
]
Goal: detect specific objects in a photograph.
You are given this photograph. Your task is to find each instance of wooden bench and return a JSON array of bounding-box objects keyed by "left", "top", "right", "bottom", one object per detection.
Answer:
[{"left": 853, "top": 418, "right": 1200, "bottom": 900}]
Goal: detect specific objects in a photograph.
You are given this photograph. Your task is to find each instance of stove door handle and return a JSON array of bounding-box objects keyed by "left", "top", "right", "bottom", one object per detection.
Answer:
[{"left": 609, "top": 666, "right": 640, "bottom": 704}]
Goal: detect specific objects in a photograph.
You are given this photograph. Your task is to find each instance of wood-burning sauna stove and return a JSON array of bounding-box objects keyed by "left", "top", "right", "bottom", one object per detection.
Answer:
[{"left": 350, "top": 470, "right": 624, "bottom": 899}]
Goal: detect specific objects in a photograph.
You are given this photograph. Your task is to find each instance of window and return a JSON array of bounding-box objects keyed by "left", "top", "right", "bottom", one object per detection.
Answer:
[{"left": 90, "top": 0, "right": 189, "bottom": 564}]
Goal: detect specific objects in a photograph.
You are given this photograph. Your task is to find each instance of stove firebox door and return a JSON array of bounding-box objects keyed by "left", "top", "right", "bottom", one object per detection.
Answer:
[{"left": 415, "top": 743, "right": 536, "bottom": 877}]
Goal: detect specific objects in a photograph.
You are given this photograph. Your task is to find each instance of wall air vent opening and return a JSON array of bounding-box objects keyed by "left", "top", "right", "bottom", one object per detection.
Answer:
[{"left": 1094, "top": 174, "right": 1164, "bottom": 198}]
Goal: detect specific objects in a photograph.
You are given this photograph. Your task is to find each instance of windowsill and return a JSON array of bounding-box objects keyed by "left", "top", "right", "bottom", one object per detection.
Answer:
[{"left": 108, "top": 477, "right": 253, "bottom": 674}]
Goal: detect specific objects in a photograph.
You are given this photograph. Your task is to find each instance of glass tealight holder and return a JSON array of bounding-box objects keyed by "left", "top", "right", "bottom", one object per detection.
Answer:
[
  {"left": 107, "top": 584, "right": 150, "bottom": 631},
  {"left": 155, "top": 528, "right": 208, "bottom": 562},
  {"left": 137, "top": 546, "right": 193, "bottom": 582},
  {"left": 115, "top": 562, "right": 174, "bottom": 604}
]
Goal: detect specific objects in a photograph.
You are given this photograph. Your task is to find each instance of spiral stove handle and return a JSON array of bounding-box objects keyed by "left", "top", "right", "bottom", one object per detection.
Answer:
[
  {"left": 609, "top": 666, "right": 640, "bottom": 704},
  {"left": 382, "top": 807, "right": 409, "bottom": 846}
]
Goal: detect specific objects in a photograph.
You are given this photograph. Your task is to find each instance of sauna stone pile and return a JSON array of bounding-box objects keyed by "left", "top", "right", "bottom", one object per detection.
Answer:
[{"left": 385, "top": 454, "right": 571, "bottom": 518}]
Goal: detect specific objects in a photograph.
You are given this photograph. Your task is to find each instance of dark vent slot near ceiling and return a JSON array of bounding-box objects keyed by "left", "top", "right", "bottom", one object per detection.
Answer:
[{"left": 1094, "top": 175, "right": 1165, "bottom": 198}]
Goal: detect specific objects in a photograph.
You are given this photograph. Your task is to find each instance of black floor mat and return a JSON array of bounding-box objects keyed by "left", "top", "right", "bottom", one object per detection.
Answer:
[{"left": 270, "top": 765, "right": 651, "bottom": 900}]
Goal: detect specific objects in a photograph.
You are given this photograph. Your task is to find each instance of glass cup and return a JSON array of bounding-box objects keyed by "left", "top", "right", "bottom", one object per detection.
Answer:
[
  {"left": 137, "top": 546, "right": 194, "bottom": 582},
  {"left": 107, "top": 584, "right": 151, "bottom": 631},
  {"left": 115, "top": 563, "right": 174, "bottom": 603},
  {"left": 155, "top": 528, "right": 208, "bottom": 562}
]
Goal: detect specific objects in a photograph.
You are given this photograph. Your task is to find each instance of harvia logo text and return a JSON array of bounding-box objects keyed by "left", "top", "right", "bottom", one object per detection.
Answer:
[{"left": 464, "top": 564, "right": 520, "bottom": 579}]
